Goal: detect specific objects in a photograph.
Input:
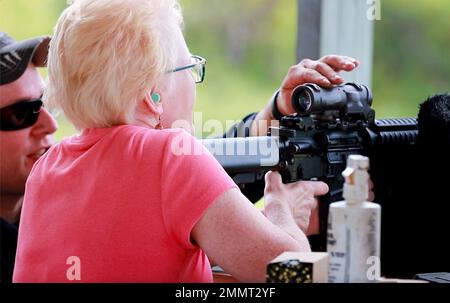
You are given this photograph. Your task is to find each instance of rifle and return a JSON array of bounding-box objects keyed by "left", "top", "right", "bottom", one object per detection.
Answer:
[{"left": 202, "top": 83, "right": 418, "bottom": 253}]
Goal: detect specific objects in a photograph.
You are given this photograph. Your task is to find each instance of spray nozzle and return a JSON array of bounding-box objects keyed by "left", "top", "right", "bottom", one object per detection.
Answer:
[
  {"left": 342, "top": 155, "right": 369, "bottom": 184},
  {"left": 343, "top": 155, "right": 370, "bottom": 204}
]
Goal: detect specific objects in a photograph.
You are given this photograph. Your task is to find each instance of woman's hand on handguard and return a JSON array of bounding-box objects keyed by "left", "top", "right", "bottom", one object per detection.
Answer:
[
  {"left": 264, "top": 171, "right": 329, "bottom": 234},
  {"left": 251, "top": 55, "right": 360, "bottom": 136}
]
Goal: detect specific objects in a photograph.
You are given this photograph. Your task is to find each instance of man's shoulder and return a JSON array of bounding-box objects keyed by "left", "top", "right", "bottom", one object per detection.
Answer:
[
  {"left": 0, "top": 218, "right": 18, "bottom": 239},
  {"left": 0, "top": 218, "right": 18, "bottom": 283}
]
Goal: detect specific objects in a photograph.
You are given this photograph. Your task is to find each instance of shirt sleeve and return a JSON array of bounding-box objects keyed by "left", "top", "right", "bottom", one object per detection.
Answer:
[{"left": 160, "top": 129, "right": 238, "bottom": 250}]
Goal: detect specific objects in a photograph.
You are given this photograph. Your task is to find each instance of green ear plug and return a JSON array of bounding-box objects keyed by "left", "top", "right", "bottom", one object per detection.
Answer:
[{"left": 151, "top": 93, "right": 161, "bottom": 104}]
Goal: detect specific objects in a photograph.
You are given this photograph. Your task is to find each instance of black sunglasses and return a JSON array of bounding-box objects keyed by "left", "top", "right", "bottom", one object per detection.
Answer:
[{"left": 0, "top": 99, "right": 43, "bottom": 131}]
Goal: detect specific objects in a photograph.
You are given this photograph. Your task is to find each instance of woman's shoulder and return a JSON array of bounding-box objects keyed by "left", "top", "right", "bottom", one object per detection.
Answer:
[
  {"left": 114, "top": 125, "right": 201, "bottom": 154},
  {"left": 56, "top": 125, "right": 201, "bottom": 157},
  {"left": 117, "top": 125, "right": 193, "bottom": 143}
]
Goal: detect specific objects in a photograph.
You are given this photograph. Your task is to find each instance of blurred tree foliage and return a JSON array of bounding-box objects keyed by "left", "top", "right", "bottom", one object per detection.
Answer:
[{"left": 1, "top": 0, "right": 449, "bottom": 139}]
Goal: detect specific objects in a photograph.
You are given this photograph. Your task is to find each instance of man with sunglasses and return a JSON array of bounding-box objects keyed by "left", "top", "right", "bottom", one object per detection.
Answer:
[{"left": 0, "top": 32, "right": 58, "bottom": 282}]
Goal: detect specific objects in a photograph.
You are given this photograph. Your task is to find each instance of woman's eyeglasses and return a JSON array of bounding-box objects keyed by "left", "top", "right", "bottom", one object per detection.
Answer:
[
  {"left": 169, "top": 55, "right": 206, "bottom": 84},
  {"left": 0, "top": 99, "right": 43, "bottom": 131}
]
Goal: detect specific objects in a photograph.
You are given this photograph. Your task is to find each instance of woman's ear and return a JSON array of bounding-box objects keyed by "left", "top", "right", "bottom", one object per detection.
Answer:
[
  {"left": 133, "top": 90, "right": 165, "bottom": 129},
  {"left": 142, "top": 90, "right": 164, "bottom": 116}
]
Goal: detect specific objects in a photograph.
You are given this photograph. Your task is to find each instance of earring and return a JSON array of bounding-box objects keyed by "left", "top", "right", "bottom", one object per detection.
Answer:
[
  {"left": 151, "top": 93, "right": 161, "bottom": 104},
  {"left": 155, "top": 114, "right": 163, "bottom": 130}
]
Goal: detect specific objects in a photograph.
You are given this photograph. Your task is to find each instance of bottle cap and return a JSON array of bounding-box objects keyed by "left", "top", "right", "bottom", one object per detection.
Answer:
[{"left": 343, "top": 155, "right": 370, "bottom": 204}]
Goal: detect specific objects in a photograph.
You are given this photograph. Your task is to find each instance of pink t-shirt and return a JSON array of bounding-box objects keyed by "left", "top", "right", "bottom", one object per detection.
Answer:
[{"left": 13, "top": 125, "right": 237, "bottom": 282}]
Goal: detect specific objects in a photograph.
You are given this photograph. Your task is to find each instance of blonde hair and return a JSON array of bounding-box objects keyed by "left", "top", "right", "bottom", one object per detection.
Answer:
[{"left": 45, "top": 0, "right": 183, "bottom": 129}]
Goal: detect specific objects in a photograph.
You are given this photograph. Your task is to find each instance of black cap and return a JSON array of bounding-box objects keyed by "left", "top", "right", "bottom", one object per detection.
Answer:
[{"left": 0, "top": 32, "right": 51, "bottom": 85}]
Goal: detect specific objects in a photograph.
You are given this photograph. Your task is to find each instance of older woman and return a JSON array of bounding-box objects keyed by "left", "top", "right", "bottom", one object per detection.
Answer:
[{"left": 13, "top": 0, "right": 356, "bottom": 282}]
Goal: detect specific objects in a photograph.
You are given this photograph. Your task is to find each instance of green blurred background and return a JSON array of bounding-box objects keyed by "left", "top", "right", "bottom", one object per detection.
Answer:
[{"left": 1, "top": 0, "right": 449, "bottom": 140}]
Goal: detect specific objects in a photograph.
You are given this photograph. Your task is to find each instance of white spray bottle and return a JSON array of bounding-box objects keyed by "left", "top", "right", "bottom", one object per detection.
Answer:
[{"left": 327, "top": 155, "right": 381, "bottom": 283}]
